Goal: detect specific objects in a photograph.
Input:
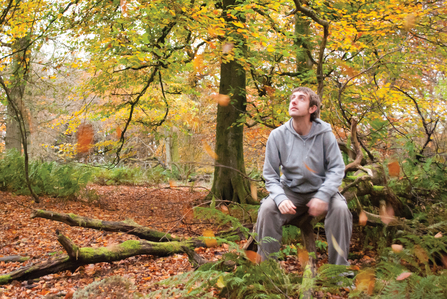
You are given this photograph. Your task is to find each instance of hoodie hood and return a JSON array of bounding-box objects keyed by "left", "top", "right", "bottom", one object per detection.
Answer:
[{"left": 263, "top": 118, "right": 345, "bottom": 206}]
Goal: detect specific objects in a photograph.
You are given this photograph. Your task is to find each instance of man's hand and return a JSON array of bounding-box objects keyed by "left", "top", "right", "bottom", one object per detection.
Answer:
[
  {"left": 307, "top": 198, "right": 328, "bottom": 217},
  {"left": 278, "top": 199, "right": 296, "bottom": 215}
]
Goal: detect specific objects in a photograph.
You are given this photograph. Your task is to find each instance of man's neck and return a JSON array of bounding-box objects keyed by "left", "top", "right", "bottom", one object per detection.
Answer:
[{"left": 291, "top": 117, "right": 313, "bottom": 136}]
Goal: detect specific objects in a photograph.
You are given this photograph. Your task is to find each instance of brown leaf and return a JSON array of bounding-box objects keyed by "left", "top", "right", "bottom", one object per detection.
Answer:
[
  {"left": 397, "top": 272, "right": 412, "bottom": 281},
  {"left": 387, "top": 161, "right": 400, "bottom": 177},
  {"left": 359, "top": 210, "right": 367, "bottom": 226},
  {"left": 64, "top": 289, "right": 75, "bottom": 299}
]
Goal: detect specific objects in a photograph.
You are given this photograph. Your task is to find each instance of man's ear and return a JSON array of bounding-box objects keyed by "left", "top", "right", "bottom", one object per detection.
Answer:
[{"left": 309, "top": 105, "right": 317, "bottom": 114}]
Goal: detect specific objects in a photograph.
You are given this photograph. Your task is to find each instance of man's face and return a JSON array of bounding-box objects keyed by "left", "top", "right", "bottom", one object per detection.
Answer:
[{"left": 289, "top": 91, "right": 315, "bottom": 118}]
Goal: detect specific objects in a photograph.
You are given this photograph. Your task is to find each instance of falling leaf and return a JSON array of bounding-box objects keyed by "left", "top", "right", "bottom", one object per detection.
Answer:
[
  {"left": 387, "top": 161, "right": 400, "bottom": 177},
  {"left": 220, "top": 205, "right": 229, "bottom": 214},
  {"left": 265, "top": 86, "right": 275, "bottom": 97},
  {"left": 349, "top": 265, "right": 360, "bottom": 271},
  {"left": 116, "top": 126, "right": 122, "bottom": 140},
  {"left": 76, "top": 123, "right": 94, "bottom": 153},
  {"left": 304, "top": 162, "right": 317, "bottom": 173},
  {"left": 404, "top": 14, "right": 416, "bottom": 31},
  {"left": 222, "top": 42, "right": 234, "bottom": 54},
  {"left": 203, "top": 142, "right": 218, "bottom": 160},
  {"left": 297, "top": 247, "right": 309, "bottom": 267},
  {"left": 391, "top": 244, "right": 403, "bottom": 253},
  {"left": 169, "top": 180, "right": 177, "bottom": 188},
  {"left": 331, "top": 234, "right": 345, "bottom": 257},
  {"left": 434, "top": 232, "right": 442, "bottom": 238},
  {"left": 397, "top": 272, "right": 412, "bottom": 281},
  {"left": 359, "top": 210, "right": 367, "bottom": 226},
  {"left": 212, "top": 94, "right": 231, "bottom": 106},
  {"left": 250, "top": 182, "right": 258, "bottom": 201},
  {"left": 193, "top": 54, "right": 204, "bottom": 73},
  {"left": 203, "top": 230, "right": 217, "bottom": 247},
  {"left": 356, "top": 269, "right": 375, "bottom": 295},
  {"left": 379, "top": 203, "right": 395, "bottom": 225},
  {"left": 245, "top": 250, "right": 260, "bottom": 264},
  {"left": 216, "top": 275, "right": 225, "bottom": 288},
  {"left": 414, "top": 245, "right": 428, "bottom": 263}
]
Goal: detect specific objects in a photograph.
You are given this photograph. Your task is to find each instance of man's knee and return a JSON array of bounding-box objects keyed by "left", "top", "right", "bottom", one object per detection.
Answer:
[
  {"left": 328, "top": 193, "right": 352, "bottom": 218},
  {"left": 258, "top": 196, "right": 279, "bottom": 219}
]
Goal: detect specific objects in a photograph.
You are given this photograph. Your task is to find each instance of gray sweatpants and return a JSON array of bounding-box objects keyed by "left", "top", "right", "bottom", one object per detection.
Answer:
[{"left": 256, "top": 186, "right": 352, "bottom": 265}]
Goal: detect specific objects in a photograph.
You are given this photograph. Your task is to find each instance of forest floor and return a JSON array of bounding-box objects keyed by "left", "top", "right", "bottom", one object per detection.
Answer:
[{"left": 0, "top": 185, "right": 378, "bottom": 299}]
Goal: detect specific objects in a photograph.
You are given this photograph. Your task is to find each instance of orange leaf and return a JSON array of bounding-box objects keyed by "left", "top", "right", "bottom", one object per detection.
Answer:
[
  {"left": 220, "top": 205, "right": 229, "bottom": 214},
  {"left": 203, "top": 142, "right": 218, "bottom": 160},
  {"left": 169, "top": 180, "right": 177, "bottom": 188},
  {"left": 64, "top": 289, "right": 75, "bottom": 299},
  {"left": 396, "top": 272, "right": 412, "bottom": 281},
  {"left": 212, "top": 94, "right": 231, "bottom": 106},
  {"left": 116, "top": 126, "right": 122, "bottom": 140},
  {"left": 391, "top": 244, "right": 403, "bottom": 253},
  {"left": 359, "top": 210, "right": 367, "bottom": 226},
  {"left": 349, "top": 265, "right": 360, "bottom": 271},
  {"left": 203, "top": 230, "right": 217, "bottom": 247},
  {"left": 245, "top": 250, "right": 261, "bottom": 264},
  {"left": 297, "top": 247, "right": 309, "bottom": 267},
  {"left": 304, "top": 162, "right": 316, "bottom": 173},
  {"left": 387, "top": 161, "right": 400, "bottom": 177},
  {"left": 76, "top": 123, "right": 94, "bottom": 153}
]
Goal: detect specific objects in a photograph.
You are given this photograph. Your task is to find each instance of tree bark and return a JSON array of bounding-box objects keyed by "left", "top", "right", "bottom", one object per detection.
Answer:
[
  {"left": 210, "top": 0, "right": 255, "bottom": 204},
  {"left": 0, "top": 231, "right": 197, "bottom": 285}
]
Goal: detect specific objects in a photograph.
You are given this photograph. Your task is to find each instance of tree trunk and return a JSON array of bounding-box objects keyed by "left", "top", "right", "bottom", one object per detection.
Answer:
[
  {"left": 5, "top": 36, "right": 30, "bottom": 152},
  {"left": 0, "top": 231, "right": 196, "bottom": 285},
  {"left": 210, "top": 0, "right": 255, "bottom": 204}
]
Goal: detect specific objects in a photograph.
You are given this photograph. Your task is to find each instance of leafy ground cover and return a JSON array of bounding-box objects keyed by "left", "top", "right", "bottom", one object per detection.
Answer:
[{"left": 0, "top": 185, "right": 444, "bottom": 298}]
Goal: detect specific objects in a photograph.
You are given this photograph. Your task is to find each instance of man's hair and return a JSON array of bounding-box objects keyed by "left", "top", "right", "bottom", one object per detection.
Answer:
[{"left": 290, "top": 87, "right": 321, "bottom": 121}]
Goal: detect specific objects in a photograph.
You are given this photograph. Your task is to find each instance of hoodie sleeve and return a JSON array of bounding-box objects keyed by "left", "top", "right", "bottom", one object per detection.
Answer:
[
  {"left": 313, "top": 132, "right": 345, "bottom": 203},
  {"left": 263, "top": 132, "right": 288, "bottom": 207}
]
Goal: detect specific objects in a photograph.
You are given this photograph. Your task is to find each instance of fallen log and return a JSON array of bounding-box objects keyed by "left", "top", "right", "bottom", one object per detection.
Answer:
[
  {"left": 0, "top": 256, "right": 29, "bottom": 263},
  {"left": 0, "top": 230, "right": 200, "bottom": 285},
  {"left": 31, "top": 210, "right": 179, "bottom": 242}
]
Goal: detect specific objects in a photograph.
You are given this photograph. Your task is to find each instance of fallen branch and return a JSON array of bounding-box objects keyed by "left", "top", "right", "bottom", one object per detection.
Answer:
[
  {"left": 31, "top": 210, "right": 180, "bottom": 242},
  {"left": 0, "top": 230, "right": 200, "bottom": 285},
  {"left": 0, "top": 256, "right": 29, "bottom": 263}
]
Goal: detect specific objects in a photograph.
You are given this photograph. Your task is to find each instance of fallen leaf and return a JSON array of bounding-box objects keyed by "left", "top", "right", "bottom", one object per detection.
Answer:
[
  {"left": 216, "top": 275, "right": 225, "bottom": 288},
  {"left": 359, "top": 210, "right": 367, "bottom": 226},
  {"left": 414, "top": 245, "right": 428, "bottom": 263},
  {"left": 391, "top": 244, "right": 403, "bottom": 253},
  {"left": 220, "top": 205, "right": 229, "bottom": 214},
  {"left": 203, "top": 142, "right": 218, "bottom": 160},
  {"left": 297, "top": 247, "right": 309, "bottom": 267},
  {"left": 356, "top": 269, "right": 375, "bottom": 295},
  {"left": 64, "top": 289, "right": 75, "bottom": 299},
  {"left": 222, "top": 42, "right": 234, "bottom": 53},
  {"left": 203, "top": 230, "right": 218, "bottom": 247},
  {"left": 387, "top": 161, "right": 400, "bottom": 177},
  {"left": 331, "top": 234, "right": 344, "bottom": 257},
  {"left": 212, "top": 94, "right": 231, "bottom": 107},
  {"left": 245, "top": 250, "right": 260, "bottom": 264},
  {"left": 397, "top": 272, "right": 412, "bottom": 281},
  {"left": 169, "top": 180, "right": 177, "bottom": 188},
  {"left": 250, "top": 182, "right": 258, "bottom": 201}
]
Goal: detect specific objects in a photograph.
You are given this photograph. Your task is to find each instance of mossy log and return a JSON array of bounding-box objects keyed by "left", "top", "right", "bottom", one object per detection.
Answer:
[
  {"left": 0, "top": 256, "right": 29, "bottom": 263},
  {"left": 31, "top": 210, "right": 179, "bottom": 242},
  {"left": 0, "top": 230, "right": 200, "bottom": 285}
]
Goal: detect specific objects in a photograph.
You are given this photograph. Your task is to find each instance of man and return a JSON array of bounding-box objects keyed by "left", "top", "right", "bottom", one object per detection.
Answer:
[{"left": 256, "top": 87, "right": 352, "bottom": 265}]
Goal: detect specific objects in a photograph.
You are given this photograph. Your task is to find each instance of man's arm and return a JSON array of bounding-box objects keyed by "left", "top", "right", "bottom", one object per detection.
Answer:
[
  {"left": 313, "top": 132, "right": 345, "bottom": 203},
  {"left": 263, "top": 132, "right": 289, "bottom": 207}
]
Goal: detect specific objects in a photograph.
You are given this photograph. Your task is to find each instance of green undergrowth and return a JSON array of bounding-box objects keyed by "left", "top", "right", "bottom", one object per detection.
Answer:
[
  {"left": 0, "top": 149, "right": 91, "bottom": 198},
  {"left": 91, "top": 165, "right": 173, "bottom": 186}
]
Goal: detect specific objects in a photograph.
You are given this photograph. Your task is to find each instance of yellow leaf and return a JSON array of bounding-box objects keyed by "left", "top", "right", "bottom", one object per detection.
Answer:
[
  {"left": 203, "top": 142, "right": 218, "bottom": 160},
  {"left": 356, "top": 269, "right": 375, "bottom": 295},
  {"left": 331, "top": 234, "right": 344, "bottom": 257},
  {"left": 216, "top": 275, "right": 225, "bottom": 288},
  {"left": 232, "top": 21, "right": 244, "bottom": 28},
  {"left": 414, "top": 245, "right": 428, "bottom": 263},
  {"left": 297, "top": 247, "right": 309, "bottom": 267},
  {"left": 203, "top": 230, "right": 217, "bottom": 247}
]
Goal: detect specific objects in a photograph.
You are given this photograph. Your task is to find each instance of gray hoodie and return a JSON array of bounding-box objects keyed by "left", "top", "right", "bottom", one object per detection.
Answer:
[{"left": 263, "top": 118, "right": 345, "bottom": 206}]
